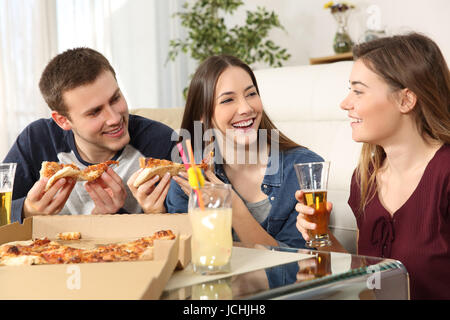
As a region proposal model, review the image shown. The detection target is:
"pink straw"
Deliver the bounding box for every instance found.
[177,141,205,210]
[177,142,190,170]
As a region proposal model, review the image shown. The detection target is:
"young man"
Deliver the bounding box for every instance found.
[3,47,175,223]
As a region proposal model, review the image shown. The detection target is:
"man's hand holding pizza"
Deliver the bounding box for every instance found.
[85,167,127,215]
[23,177,77,218]
[25,160,123,217]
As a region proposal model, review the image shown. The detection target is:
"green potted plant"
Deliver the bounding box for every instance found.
[167,0,291,95]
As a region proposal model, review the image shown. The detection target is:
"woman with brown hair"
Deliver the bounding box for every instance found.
[296,32,450,299]
[166,54,324,248]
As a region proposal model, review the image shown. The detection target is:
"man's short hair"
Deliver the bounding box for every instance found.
[39,47,116,116]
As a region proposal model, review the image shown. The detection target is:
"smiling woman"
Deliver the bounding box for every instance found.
[166,54,325,250]
[341,59,408,145]
[342,32,450,299]
[178,55,301,156]
[212,66,263,148]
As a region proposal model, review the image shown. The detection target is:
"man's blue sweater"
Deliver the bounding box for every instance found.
[3,114,176,223]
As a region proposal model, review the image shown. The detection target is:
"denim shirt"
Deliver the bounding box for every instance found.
[166,146,324,249]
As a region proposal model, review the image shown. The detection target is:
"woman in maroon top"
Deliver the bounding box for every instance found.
[295,32,450,299]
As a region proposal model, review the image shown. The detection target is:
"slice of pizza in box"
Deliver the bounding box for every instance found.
[0,214,191,299]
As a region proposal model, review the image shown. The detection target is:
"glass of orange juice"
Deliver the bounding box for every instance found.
[188,184,233,275]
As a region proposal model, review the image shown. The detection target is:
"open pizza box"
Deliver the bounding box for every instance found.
[0,213,192,300]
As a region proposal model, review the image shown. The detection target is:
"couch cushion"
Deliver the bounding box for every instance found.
[130,107,183,130]
[254,61,354,121]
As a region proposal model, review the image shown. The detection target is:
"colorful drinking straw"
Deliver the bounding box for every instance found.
[177,140,205,210]
[176,143,190,171]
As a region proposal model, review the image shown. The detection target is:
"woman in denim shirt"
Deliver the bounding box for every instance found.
[166,55,323,249]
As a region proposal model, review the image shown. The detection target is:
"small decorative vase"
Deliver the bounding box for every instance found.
[332,11,353,54]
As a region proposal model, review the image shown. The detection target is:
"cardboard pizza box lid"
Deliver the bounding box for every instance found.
[0,214,192,299]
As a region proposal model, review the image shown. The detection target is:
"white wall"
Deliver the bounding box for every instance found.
[55,0,190,110]
[226,0,450,67]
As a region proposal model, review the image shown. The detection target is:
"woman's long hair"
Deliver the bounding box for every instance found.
[354,32,450,214]
[179,54,301,156]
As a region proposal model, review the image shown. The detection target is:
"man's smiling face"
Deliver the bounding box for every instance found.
[58,70,130,162]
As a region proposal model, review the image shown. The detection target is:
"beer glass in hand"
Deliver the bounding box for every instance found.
[0,163,17,227]
[294,161,331,247]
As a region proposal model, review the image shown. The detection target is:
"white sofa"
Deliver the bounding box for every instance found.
[131,60,360,253]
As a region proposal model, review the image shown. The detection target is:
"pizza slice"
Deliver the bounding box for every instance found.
[111,230,176,261]
[40,160,119,191]
[133,158,185,188]
[78,160,119,181]
[0,238,61,266]
[133,157,209,188]
[57,232,82,241]
[152,229,176,240]
[40,162,82,191]
[0,255,47,266]
[0,230,176,266]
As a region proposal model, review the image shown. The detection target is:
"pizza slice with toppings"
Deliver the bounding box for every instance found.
[0,230,176,266]
[40,160,119,191]
[40,162,82,191]
[57,232,82,241]
[133,157,209,188]
[78,160,119,181]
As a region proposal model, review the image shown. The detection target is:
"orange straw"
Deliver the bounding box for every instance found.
[186,139,205,211]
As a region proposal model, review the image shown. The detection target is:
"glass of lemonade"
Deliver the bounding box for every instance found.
[294,161,332,248]
[188,183,233,275]
[0,163,17,227]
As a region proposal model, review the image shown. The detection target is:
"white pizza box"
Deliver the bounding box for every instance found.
[0,213,192,299]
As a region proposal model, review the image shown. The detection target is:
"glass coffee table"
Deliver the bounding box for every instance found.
[161,243,409,300]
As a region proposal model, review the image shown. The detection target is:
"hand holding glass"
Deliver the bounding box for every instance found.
[0,163,17,227]
[189,184,233,275]
[294,161,331,248]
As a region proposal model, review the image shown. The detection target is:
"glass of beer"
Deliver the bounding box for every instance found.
[188,184,233,275]
[294,161,331,248]
[0,163,17,227]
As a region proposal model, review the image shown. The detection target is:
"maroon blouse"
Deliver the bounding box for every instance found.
[349,144,450,300]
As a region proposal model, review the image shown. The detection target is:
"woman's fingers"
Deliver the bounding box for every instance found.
[173,175,192,196]
[154,179,171,209]
[295,202,315,215]
[295,190,305,204]
[147,173,171,200]
[203,170,222,184]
